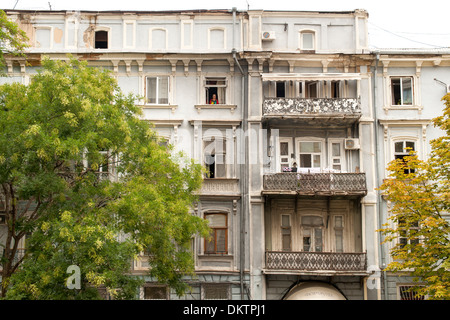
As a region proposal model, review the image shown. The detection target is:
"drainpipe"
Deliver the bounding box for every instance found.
[232,7,248,300]
[372,51,388,300]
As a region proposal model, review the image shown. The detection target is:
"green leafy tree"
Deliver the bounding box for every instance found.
[0,56,209,299]
[379,93,450,300]
[0,10,29,73]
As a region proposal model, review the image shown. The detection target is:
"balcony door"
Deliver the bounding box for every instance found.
[278,138,293,172]
[301,215,323,252]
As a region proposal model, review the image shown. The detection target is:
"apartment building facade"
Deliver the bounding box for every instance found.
[1,8,449,300]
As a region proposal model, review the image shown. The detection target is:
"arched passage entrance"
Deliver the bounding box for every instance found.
[283,282,346,300]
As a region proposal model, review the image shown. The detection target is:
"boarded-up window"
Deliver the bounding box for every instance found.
[202,284,230,300]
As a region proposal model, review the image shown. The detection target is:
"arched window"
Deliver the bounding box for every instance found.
[204,212,228,254]
[95,30,108,49]
[299,30,316,51]
[394,140,416,174]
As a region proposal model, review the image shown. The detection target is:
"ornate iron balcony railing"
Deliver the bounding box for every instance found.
[263,97,361,117]
[265,251,367,272]
[263,172,367,196]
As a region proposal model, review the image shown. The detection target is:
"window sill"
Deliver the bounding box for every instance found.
[195,104,237,114]
[383,105,423,114]
[140,104,178,113]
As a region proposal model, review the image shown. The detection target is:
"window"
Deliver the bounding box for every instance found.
[281,215,291,251]
[298,141,322,170]
[204,138,226,178]
[205,213,227,254]
[398,218,420,251]
[301,216,323,252]
[334,216,344,253]
[276,81,286,98]
[305,81,318,98]
[95,30,108,49]
[202,284,230,300]
[391,77,413,105]
[330,141,344,172]
[331,81,341,98]
[205,77,227,104]
[394,141,416,174]
[88,150,110,180]
[300,31,315,50]
[279,138,293,172]
[146,76,169,104]
[143,285,168,300]
[398,285,425,300]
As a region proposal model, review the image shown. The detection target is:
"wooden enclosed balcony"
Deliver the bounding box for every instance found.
[265,251,367,274]
[263,172,367,196]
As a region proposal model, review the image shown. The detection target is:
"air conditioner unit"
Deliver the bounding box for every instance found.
[345,138,360,150]
[262,31,276,41]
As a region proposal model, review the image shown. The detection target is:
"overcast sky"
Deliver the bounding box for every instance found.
[3,0,450,49]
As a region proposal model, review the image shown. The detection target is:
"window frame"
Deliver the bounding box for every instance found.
[295,138,325,172]
[145,75,171,105]
[301,215,324,252]
[204,212,228,255]
[93,27,110,49]
[281,214,292,251]
[390,76,414,106]
[299,30,316,51]
[393,139,417,174]
[278,137,293,172]
[202,283,231,300]
[203,136,227,179]
[203,76,229,105]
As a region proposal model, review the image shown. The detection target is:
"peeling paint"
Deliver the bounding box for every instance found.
[54,27,63,43]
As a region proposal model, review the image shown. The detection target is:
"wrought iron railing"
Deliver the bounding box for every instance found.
[263,172,367,196]
[263,97,361,116]
[265,251,367,272]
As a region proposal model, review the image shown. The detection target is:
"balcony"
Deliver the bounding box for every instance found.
[265,251,367,274]
[263,97,361,125]
[263,172,367,197]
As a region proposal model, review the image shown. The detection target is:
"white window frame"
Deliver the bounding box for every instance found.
[93,26,111,49]
[299,30,316,51]
[277,137,294,172]
[295,138,325,173]
[202,75,230,105]
[145,75,171,105]
[203,136,227,179]
[328,139,346,172]
[390,76,414,106]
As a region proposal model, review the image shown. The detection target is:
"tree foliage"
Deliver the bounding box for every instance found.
[379,94,450,300]
[0,56,209,299]
[0,10,29,72]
